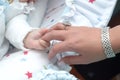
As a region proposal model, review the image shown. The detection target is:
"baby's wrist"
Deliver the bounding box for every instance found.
[23,30,33,48]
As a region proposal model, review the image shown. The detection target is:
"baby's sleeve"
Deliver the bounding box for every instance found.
[5,1,28,22]
[5,1,35,50]
[5,14,33,50]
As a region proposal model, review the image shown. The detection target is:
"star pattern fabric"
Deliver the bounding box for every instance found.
[24,51,28,55]
[89,0,96,3]
[0,50,72,80]
[0,0,117,79]
[0,50,51,80]
[25,71,32,79]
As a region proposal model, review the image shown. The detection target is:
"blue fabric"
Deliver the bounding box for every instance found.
[0,0,9,6]
[0,0,9,14]
[31,69,78,80]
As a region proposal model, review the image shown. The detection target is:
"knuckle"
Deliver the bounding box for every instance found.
[66,40,74,48]
[56,23,62,26]
[56,23,64,28]
[51,46,57,53]
[48,30,56,36]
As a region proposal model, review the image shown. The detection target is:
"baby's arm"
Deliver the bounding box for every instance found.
[5,13,33,50]
[5,0,49,50]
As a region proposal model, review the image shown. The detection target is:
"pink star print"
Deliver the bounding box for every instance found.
[89,0,96,3]
[24,51,28,55]
[25,71,32,79]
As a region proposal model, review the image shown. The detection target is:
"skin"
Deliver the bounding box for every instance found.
[23,29,50,50]
[19,0,35,2]
[19,0,120,65]
[19,0,49,50]
[41,23,120,64]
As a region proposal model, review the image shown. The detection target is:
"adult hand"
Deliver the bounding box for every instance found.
[41,23,106,64]
[19,0,35,2]
[23,29,50,50]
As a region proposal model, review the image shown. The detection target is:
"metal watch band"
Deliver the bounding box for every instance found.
[101,27,116,58]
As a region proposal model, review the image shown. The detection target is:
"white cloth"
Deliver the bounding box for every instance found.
[0,10,9,59]
[39,0,117,60]
[5,0,49,50]
[40,0,117,28]
[0,0,33,59]
[0,1,73,80]
[31,70,78,80]
[0,50,49,80]
[28,0,48,28]
[5,0,37,50]
[0,50,74,80]
[0,0,118,80]
[0,0,48,58]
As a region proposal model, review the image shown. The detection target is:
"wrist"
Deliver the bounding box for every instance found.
[23,30,33,48]
[109,25,120,54]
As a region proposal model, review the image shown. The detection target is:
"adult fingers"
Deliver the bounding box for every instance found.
[39,39,50,48]
[29,0,35,2]
[41,30,67,42]
[48,41,72,59]
[46,23,66,33]
[51,23,66,30]
[51,23,71,30]
[19,0,35,2]
[38,29,49,37]
[30,39,48,50]
[61,55,88,65]
[19,0,28,2]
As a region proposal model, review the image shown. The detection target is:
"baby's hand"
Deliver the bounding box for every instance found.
[23,29,50,50]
